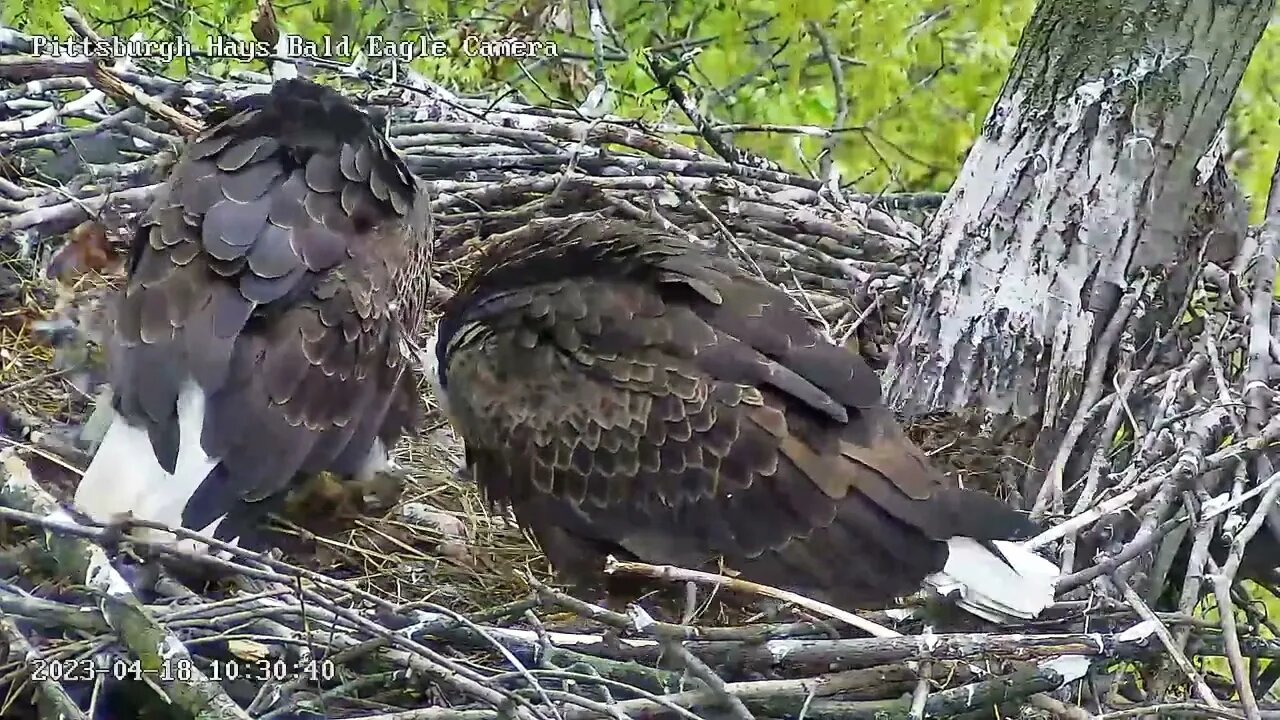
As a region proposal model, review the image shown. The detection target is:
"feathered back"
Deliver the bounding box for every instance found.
[435,216,1039,606]
[102,78,428,541]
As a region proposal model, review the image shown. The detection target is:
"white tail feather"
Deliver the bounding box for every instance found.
[73,381,224,550]
[923,537,1059,623]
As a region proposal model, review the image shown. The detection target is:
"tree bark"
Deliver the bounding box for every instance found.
[884,0,1272,512]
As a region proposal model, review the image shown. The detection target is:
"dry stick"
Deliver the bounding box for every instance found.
[643,51,779,174]
[1145,491,1214,705]
[662,641,755,720]
[1056,512,1189,593]
[0,614,89,720]
[0,502,556,719]
[6,577,1276,699]
[98,517,553,719]
[1028,693,1094,720]
[1245,145,1280,556]
[600,556,1016,694]
[1208,569,1258,720]
[907,664,931,720]
[1162,490,1224,693]
[1031,276,1146,520]
[64,5,201,135]
[84,66,203,137]
[1025,408,1280,557]
[1024,476,1168,551]
[1095,704,1248,720]
[808,23,848,185]
[1206,470,1280,720]
[0,183,159,235]
[1061,365,1139,573]
[602,556,901,639]
[0,509,653,659]
[555,662,1078,720]
[0,450,252,720]
[1115,578,1221,709]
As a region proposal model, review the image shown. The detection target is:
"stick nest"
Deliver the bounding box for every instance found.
[3,16,1280,720]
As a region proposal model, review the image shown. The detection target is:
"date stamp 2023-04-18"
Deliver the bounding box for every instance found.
[30,654,338,684]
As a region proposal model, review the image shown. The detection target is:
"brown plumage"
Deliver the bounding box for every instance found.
[73,79,431,548]
[432,217,1059,620]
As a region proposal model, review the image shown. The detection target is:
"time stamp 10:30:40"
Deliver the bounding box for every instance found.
[31,655,338,683]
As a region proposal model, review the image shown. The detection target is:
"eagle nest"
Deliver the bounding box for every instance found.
[3,20,1280,720]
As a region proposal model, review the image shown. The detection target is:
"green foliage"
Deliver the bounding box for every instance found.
[1234,21,1280,225]
[1196,582,1277,683]
[4,0,1280,212]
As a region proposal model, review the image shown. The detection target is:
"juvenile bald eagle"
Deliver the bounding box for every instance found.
[430,218,1059,623]
[73,79,431,548]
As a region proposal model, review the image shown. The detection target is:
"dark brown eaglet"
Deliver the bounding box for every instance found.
[434,216,1038,608]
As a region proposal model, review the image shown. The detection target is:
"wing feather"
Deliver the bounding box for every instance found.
[440,218,1036,605]
[107,80,429,535]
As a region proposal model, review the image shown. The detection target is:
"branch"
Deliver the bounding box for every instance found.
[0,449,253,720]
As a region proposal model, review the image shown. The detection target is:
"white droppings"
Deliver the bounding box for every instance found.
[1073,79,1106,107]
[627,605,657,632]
[159,635,185,662]
[1040,655,1092,683]
[1,448,34,493]
[85,545,133,598]
[920,626,939,652]
[1090,633,1106,653]
[765,640,794,663]
[1116,619,1161,642]
[884,608,916,623]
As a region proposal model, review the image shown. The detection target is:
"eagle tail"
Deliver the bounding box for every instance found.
[923,537,1059,623]
[73,382,224,547]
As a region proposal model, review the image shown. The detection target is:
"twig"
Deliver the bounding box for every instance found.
[1096,703,1247,720]
[1245,147,1280,559]
[603,556,901,638]
[1032,275,1146,519]
[1205,468,1280,719]
[1116,577,1221,709]
[0,449,253,720]
[662,640,755,720]
[0,614,89,720]
[807,24,849,184]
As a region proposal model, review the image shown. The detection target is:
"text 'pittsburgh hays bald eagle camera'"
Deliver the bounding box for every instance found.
[73,79,432,549]
[430,218,1061,624]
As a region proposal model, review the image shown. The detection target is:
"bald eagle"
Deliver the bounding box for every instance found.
[430,217,1059,623]
[73,79,431,548]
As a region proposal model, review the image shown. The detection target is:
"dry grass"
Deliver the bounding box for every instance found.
[0,254,79,423]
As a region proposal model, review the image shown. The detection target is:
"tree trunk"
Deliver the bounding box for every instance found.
[883,0,1272,514]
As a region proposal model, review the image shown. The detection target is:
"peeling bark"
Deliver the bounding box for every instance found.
[884,0,1272,496]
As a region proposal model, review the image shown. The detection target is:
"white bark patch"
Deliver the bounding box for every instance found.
[916,81,1114,415]
[894,61,1207,417]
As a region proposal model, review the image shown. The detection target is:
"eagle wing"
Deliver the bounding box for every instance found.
[106,81,426,538]
[440,220,1034,604]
